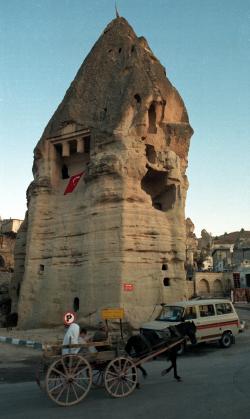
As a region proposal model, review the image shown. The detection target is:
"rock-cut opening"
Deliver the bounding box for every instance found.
[73,297,80,312]
[146,144,156,164]
[141,167,177,212]
[62,164,70,179]
[148,103,157,134]
[0,255,5,268]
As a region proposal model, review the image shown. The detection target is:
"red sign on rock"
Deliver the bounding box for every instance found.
[123,283,134,291]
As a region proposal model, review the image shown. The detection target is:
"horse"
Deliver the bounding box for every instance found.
[125,334,151,379]
[160,321,197,381]
[125,321,197,383]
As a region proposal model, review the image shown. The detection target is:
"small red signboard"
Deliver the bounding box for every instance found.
[123,283,134,291]
[63,311,76,325]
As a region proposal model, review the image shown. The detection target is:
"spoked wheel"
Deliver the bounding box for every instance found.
[45,354,92,406]
[92,367,105,388]
[104,357,137,398]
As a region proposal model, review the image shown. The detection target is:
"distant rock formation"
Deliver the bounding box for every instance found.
[13,17,193,329]
[185,218,198,271]
[0,218,23,326]
[214,230,250,245]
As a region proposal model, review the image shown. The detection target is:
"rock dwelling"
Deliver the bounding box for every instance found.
[12,17,193,328]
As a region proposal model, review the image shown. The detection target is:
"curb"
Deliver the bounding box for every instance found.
[0,335,43,350]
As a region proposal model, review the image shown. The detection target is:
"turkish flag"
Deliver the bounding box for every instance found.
[64,172,84,195]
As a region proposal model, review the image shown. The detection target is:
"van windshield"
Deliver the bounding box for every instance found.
[156,306,184,322]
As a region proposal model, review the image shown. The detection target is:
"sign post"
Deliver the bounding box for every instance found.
[101,308,125,340]
[63,311,76,326]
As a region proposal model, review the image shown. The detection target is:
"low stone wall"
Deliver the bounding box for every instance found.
[194,272,232,298]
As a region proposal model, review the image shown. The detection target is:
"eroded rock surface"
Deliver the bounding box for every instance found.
[14,17,193,328]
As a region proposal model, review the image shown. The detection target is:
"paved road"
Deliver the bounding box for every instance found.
[0,308,250,419]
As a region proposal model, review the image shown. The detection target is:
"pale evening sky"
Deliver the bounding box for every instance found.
[0,0,249,237]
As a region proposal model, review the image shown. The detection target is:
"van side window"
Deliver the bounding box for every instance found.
[184,306,197,320]
[199,304,215,317]
[216,303,233,315]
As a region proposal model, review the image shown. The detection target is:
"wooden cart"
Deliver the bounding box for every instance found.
[36,336,185,406]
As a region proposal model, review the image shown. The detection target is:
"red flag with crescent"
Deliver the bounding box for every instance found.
[64,172,84,195]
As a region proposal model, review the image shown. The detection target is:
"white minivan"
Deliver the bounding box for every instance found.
[141,299,241,350]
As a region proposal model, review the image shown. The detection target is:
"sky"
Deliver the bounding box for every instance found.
[0,0,249,237]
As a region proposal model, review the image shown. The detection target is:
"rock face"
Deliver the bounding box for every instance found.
[14,17,193,329]
[186,218,198,266]
[0,218,23,326]
[185,218,198,282]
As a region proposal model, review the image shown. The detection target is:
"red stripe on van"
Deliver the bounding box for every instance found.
[200,334,222,340]
[196,320,238,330]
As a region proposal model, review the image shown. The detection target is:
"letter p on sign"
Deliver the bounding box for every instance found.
[63,311,75,325]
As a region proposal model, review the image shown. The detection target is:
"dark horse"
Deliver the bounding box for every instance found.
[125,334,151,379]
[125,321,197,383]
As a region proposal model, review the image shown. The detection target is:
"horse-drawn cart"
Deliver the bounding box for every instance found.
[36,335,186,407]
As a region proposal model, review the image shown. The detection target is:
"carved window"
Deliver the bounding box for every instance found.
[84,136,91,154]
[0,255,5,268]
[141,168,176,212]
[39,264,44,274]
[148,103,157,134]
[73,297,80,312]
[54,143,62,154]
[146,144,156,164]
[69,140,77,154]
[134,94,141,104]
[163,278,170,286]
[62,164,70,179]
[162,264,168,271]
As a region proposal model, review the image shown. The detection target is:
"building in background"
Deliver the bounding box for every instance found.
[212,244,233,272]
[185,227,250,299]
[232,236,250,290]
[0,218,23,326]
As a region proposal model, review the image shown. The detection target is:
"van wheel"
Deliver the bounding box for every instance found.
[220,332,232,348]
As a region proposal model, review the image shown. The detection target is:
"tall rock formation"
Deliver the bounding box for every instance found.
[186,218,198,269]
[13,17,193,328]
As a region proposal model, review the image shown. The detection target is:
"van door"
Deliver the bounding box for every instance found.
[196,303,220,342]
[215,302,239,336]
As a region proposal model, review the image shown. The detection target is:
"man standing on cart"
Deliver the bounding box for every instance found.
[62,323,88,355]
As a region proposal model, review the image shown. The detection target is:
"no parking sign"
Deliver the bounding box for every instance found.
[63,311,76,326]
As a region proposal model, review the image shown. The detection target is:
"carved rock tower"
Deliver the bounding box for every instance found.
[13,17,193,328]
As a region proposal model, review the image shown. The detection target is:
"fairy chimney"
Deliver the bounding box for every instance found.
[14,17,193,328]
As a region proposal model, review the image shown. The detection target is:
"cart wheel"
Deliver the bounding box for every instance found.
[104,357,137,398]
[45,354,92,406]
